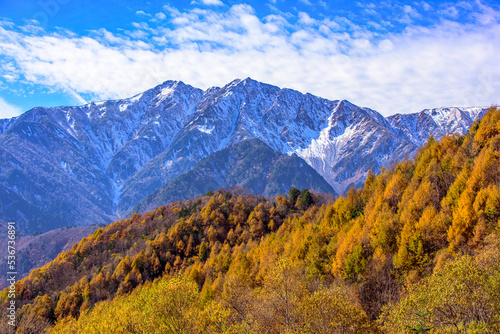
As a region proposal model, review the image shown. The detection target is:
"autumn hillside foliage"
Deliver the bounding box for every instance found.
[2,107,500,333]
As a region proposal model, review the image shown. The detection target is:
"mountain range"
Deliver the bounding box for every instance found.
[0,77,487,233]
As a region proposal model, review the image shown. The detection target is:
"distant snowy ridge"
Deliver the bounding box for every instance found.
[388,107,486,146]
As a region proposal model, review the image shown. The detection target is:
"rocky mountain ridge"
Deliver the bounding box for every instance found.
[0,77,487,232]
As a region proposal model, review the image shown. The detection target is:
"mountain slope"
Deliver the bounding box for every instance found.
[0,81,203,232]
[134,138,335,213]
[294,100,417,193]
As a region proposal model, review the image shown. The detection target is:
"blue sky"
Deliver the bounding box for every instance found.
[0,0,499,118]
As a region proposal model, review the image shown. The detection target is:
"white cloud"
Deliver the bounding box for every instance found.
[474,0,500,25]
[419,1,433,11]
[298,12,316,25]
[155,12,167,20]
[0,3,499,116]
[136,10,151,17]
[0,97,22,118]
[198,0,224,6]
[440,6,460,19]
[400,5,421,23]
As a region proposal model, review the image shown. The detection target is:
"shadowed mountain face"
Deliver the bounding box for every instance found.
[133,138,335,214]
[0,77,487,232]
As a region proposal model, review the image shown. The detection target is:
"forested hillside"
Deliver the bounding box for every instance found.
[2,107,499,333]
[0,225,100,290]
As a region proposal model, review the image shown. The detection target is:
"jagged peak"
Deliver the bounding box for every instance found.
[159,79,184,87]
[223,77,263,89]
[93,80,198,109]
[224,78,244,88]
[390,106,488,119]
[241,77,255,84]
[420,106,487,120]
[331,99,365,117]
[222,77,284,95]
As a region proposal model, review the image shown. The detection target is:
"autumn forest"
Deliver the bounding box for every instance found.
[2,107,500,333]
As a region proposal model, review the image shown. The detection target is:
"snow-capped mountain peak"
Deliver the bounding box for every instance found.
[0,78,488,232]
[388,106,487,146]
